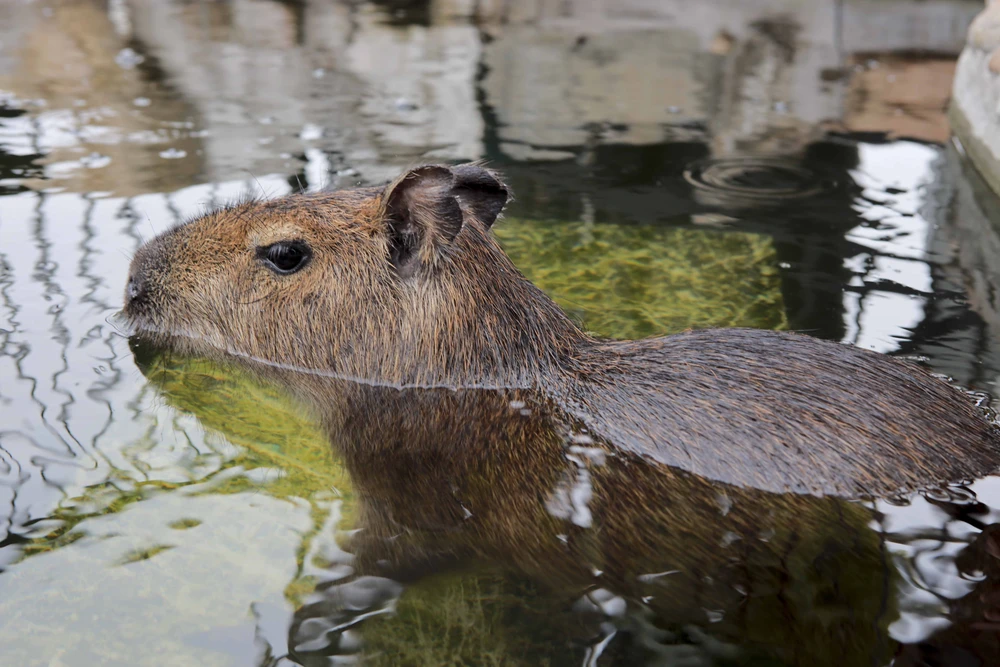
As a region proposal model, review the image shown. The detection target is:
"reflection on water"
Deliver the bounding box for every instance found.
[2,0,1000,665]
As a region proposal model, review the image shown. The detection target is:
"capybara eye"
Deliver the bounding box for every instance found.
[258,241,311,275]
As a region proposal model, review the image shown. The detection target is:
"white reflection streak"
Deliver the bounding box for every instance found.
[0,174,293,548]
[843,142,936,353]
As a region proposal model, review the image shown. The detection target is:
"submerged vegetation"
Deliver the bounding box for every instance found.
[497,220,786,338]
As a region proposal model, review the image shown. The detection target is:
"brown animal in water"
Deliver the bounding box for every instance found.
[123,163,1000,497]
[132,340,899,666]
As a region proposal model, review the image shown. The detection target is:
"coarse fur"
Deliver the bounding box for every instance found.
[123,163,1000,497]
[133,341,901,666]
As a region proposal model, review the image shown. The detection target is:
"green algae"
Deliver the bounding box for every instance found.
[496,219,786,339]
[142,352,351,503]
[363,570,576,667]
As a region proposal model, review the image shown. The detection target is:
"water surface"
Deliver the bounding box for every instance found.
[2,1,1000,665]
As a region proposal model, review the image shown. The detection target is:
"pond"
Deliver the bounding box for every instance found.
[2,1,1000,665]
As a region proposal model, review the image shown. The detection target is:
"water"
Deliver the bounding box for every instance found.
[2,1,1000,665]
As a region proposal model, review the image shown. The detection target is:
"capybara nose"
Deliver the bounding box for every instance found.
[126,277,139,300]
[125,273,146,303]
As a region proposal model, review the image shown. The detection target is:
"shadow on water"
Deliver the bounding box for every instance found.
[2,0,1000,665]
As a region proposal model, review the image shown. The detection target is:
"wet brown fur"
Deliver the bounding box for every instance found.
[124,163,1000,498]
[132,344,898,665]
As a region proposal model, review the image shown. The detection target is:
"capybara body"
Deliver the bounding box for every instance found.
[123,163,1000,497]
[134,341,897,667]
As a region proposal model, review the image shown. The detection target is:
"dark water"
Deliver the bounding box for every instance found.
[2,1,1000,665]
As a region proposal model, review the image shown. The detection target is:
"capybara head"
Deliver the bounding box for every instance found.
[123,164,582,386]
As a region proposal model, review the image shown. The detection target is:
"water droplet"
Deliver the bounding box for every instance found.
[577,588,626,617]
[313,68,326,79]
[133,97,151,107]
[569,445,606,466]
[598,594,624,615]
[637,570,680,584]
[716,492,732,516]
[705,609,724,623]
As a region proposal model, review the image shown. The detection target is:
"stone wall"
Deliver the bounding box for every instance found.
[951,2,1000,197]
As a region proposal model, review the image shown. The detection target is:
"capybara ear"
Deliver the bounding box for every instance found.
[381,164,509,277]
[450,164,509,229]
